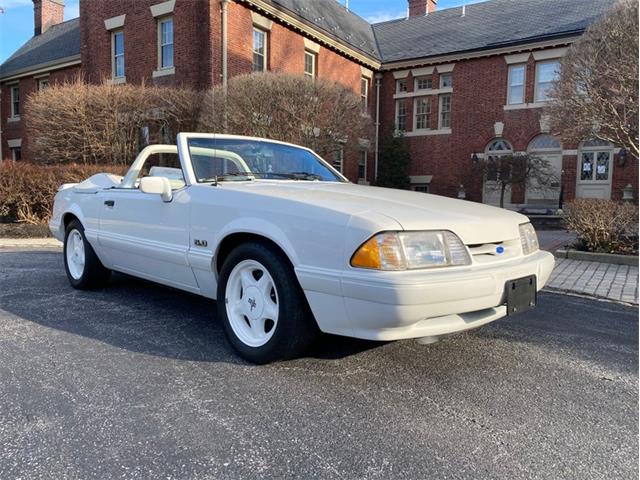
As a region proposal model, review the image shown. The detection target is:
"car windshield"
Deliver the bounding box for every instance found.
[187,137,344,183]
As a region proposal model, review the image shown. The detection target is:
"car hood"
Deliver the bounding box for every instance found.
[221,181,529,244]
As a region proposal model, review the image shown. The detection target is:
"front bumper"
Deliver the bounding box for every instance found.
[297,250,555,341]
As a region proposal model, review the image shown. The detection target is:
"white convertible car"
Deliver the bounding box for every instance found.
[50,133,554,363]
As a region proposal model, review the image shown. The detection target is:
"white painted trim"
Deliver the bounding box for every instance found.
[532,47,567,60]
[503,101,546,110]
[7,116,20,123]
[107,77,127,85]
[393,86,452,99]
[152,67,175,78]
[506,63,526,106]
[7,138,21,148]
[361,66,372,79]
[0,56,80,82]
[303,38,320,53]
[435,63,454,73]
[410,175,433,184]
[104,14,126,30]
[411,66,434,77]
[534,59,560,103]
[251,11,273,30]
[150,0,175,18]
[404,128,451,137]
[562,150,578,156]
[393,69,410,79]
[504,52,530,64]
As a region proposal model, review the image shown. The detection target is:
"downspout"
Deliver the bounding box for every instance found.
[221,0,229,94]
[374,72,382,182]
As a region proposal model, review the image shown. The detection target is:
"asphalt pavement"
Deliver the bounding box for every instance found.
[0,250,637,480]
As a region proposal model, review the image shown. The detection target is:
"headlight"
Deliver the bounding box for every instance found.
[519,223,539,255]
[350,231,471,270]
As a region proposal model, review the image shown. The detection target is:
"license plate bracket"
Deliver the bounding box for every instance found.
[505,275,537,315]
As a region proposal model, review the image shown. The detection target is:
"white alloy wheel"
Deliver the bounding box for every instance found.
[225,259,279,348]
[66,229,86,280]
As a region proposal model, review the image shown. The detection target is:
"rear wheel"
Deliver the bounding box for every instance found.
[217,242,318,364]
[63,220,111,289]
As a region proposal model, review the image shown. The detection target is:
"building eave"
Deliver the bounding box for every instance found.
[0,54,81,82]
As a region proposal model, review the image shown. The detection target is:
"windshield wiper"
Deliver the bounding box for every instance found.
[199,172,255,184]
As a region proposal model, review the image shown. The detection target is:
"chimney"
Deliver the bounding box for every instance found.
[33,0,64,36]
[408,0,437,17]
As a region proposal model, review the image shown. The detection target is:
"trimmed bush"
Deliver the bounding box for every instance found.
[0,162,127,225]
[564,199,638,254]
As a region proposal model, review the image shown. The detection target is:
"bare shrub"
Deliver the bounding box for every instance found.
[198,73,373,158]
[545,0,639,157]
[0,162,127,224]
[564,199,638,254]
[25,77,202,165]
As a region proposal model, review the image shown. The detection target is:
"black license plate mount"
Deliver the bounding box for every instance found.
[505,275,537,315]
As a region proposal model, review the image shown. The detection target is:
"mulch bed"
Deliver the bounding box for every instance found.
[0,223,52,239]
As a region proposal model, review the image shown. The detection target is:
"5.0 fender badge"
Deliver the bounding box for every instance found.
[194,239,208,247]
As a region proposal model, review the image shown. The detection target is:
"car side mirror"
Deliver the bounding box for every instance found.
[139,176,173,202]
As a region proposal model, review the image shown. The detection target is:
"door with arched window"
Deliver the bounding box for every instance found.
[483,139,513,206]
[527,134,562,206]
[577,139,614,199]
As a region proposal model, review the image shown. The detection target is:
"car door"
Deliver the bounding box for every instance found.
[97,151,199,293]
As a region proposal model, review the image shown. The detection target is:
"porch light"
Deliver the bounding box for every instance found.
[457,184,466,199]
[617,147,628,167]
[471,153,479,164]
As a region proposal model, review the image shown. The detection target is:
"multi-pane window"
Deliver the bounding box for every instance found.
[439,73,452,88]
[360,77,369,114]
[439,94,451,129]
[535,60,560,101]
[580,151,611,181]
[332,149,344,173]
[415,77,432,90]
[358,150,367,181]
[415,97,431,130]
[252,28,267,72]
[396,99,408,131]
[10,86,19,117]
[37,77,49,91]
[159,18,174,69]
[10,147,21,161]
[507,64,525,104]
[396,78,407,93]
[113,30,125,78]
[304,51,316,78]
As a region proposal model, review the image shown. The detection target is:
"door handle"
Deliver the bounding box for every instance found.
[104,200,115,207]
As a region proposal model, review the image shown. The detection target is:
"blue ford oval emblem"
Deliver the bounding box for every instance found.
[496,246,505,255]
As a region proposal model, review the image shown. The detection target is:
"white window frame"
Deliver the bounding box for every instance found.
[507,64,526,105]
[360,76,369,114]
[534,59,560,102]
[396,99,408,132]
[37,77,50,91]
[304,50,316,78]
[439,73,452,88]
[358,150,367,181]
[332,148,344,173]
[396,78,407,93]
[414,96,431,131]
[158,16,174,70]
[112,29,125,79]
[10,147,21,161]
[438,94,451,129]
[10,85,20,118]
[415,77,432,91]
[252,27,267,72]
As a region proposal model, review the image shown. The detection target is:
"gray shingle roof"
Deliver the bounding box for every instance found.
[0,18,80,79]
[269,0,380,59]
[372,0,614,63]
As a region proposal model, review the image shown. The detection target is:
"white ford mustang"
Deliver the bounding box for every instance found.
[50,133,555,363]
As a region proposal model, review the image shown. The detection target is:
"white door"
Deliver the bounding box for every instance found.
[526,152,562,205]
[576,149,613,199]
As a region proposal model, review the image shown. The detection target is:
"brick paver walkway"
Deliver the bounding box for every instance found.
[546,258,639,305]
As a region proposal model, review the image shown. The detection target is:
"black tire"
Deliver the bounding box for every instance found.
[217,242,319,364]
[63,219,111,290]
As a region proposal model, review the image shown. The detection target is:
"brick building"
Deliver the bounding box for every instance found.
[1,0,636,206]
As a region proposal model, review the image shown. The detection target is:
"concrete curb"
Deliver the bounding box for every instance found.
[554,249,638,266]
[0,238,62,248]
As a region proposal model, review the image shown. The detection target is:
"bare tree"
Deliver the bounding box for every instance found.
[545,0,639,157]
[25,77,202,164]
[473,154,559,208]
[198,73,373,159]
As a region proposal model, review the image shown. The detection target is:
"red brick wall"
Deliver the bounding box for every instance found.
[1,64,80,161]
[378,51,638,203]
[33,0,64,35]
[408,0,437,16]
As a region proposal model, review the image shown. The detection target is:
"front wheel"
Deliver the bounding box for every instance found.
[217,242,318,364]
[63,220,111,289]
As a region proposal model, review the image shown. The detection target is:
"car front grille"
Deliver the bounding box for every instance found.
[466,238,521,264]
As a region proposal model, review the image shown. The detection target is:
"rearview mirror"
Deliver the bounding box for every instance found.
[140,176,173,202]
